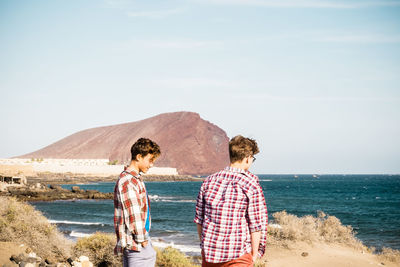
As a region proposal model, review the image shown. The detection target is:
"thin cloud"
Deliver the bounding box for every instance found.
[317,34,400,44]
[128,39,223,49]
[151,78,237,89]
[197,0,400,8]
[127,8,184,19]
[231,92,400,103]
[253,32,400,44]
[111,39,223,52]
[103,0,134,9]
[149,40,222,49]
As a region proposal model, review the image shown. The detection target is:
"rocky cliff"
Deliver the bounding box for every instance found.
[19,112,230,175]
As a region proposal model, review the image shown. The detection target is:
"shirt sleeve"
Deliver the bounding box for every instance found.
[194,182,205,225]
[118,182,147,243]
[114,186,126,249]
[246,182,268,257]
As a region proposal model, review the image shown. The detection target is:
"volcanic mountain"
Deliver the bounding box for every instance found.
[19,112,230,175]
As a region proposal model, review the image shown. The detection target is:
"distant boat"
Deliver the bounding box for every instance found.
[294,175,298,178]
[313,174,319,178]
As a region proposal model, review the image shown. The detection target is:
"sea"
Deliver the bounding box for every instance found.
[30,174,400,255]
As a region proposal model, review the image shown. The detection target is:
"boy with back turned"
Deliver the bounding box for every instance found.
[194,135,268,267]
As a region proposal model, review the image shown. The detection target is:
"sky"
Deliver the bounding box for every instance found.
[1,0,399,174]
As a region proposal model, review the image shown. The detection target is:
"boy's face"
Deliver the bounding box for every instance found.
[137,154,156,173]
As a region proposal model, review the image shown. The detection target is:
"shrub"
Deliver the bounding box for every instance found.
[155,246,198,267]
[73,232,121,266]
[267,210,366,250]
[0,196,72,262]
[108,160,118,165]
[73,236,199,267]
[378,247,400,264]
[254,258,268,267]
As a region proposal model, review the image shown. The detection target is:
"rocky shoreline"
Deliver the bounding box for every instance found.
[4,245,94,267]
[0,173,204,201]
[28,172,203,184]
[2,183,112,202]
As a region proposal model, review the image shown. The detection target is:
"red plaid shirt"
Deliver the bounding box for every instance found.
[114,169,150,255]
[194,166,268,263]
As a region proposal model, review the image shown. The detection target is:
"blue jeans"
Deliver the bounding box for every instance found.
[123,240,157,267]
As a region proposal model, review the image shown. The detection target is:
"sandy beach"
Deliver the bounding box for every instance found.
[264,242,398,267]
[1,241,399,267]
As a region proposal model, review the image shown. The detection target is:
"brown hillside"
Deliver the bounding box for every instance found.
[19,112,230,175]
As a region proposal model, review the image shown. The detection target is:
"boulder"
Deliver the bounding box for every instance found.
[71,186,83,193]
[301,252,309,257]
[78,256,89,262]
[10,253,26,264]
[72,256,93,267]
[20,177,27,185]
[19,262,35,267]
[0,183,7,192]
[49,185,63,191]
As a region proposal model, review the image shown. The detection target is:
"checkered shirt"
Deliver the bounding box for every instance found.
[114,169,150,255]
[194,166,268,263]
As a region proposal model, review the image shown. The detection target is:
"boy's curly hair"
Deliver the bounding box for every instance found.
[131,138,161,161]
[229,135,259,163]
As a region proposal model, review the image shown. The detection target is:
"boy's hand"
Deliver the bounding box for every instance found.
[141,240,148,248]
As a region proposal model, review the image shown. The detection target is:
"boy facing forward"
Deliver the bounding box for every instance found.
[194,135,268,267]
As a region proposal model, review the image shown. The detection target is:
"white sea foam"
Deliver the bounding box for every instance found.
[152,239,201,254]
[148,195,196,203]
[70,231,92,238]
[48,220,104,226]
[260,179,272,182]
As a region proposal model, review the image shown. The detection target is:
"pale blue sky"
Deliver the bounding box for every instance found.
[1,0,399,173]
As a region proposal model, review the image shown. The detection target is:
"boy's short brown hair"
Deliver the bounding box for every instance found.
[229,135,259,163]
[131,138,161,161]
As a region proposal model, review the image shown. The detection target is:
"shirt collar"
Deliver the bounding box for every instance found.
[224,166,249,174]
[124,166,141,178]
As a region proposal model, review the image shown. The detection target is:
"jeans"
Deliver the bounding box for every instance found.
[123,240,157,267]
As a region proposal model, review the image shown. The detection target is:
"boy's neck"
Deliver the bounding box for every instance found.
[127,161,140,174]
[230,161,249,171]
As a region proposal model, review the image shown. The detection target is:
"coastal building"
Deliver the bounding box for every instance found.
[0,158,179,177]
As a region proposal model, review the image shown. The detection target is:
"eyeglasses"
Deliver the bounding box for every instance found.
[252,156,256,162]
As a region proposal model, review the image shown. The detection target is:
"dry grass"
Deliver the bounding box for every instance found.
[254,258,268,267]
[267,210,367,251]
[155,246,199,267]
[0,196,72,262]
[73,233,199,267]
[73,232,121,266]
[378,247,400,264]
